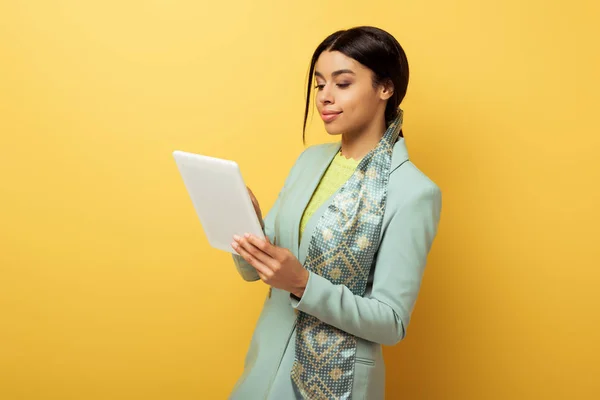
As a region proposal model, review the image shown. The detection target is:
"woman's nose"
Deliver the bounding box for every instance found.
[318,85,334,105]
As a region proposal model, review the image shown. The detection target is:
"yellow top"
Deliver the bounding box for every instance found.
[299,151,361,242]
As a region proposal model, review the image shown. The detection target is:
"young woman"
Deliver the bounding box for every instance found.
[229,26,442,399]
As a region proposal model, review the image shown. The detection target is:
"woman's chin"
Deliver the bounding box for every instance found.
[324,124,344,136]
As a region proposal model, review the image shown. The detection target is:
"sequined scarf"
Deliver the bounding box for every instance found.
[290,111,404,399]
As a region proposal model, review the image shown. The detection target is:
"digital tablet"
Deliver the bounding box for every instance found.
[173,150,265,254]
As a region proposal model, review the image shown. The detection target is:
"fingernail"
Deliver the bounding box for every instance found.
[233,235,240,241]
[244,233,250,238]
[231,242,238,249]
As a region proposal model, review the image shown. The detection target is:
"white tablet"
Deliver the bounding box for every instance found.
[173,150,265,254]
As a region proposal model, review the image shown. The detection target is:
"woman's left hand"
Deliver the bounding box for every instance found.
[232,234,309,298]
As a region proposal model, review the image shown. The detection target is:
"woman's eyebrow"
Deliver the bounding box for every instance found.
[314,69,356,78]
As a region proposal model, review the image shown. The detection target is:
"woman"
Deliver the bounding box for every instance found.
[229,26,442,399]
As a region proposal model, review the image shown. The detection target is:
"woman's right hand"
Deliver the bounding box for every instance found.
[247,186,264,230]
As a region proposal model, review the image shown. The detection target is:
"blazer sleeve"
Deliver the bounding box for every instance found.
[290,184,442,345]
[232,149,309,281]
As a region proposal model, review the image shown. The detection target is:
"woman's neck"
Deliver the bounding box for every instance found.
[339,117,387,161]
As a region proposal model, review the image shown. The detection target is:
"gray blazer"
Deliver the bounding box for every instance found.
[230,139,442,399]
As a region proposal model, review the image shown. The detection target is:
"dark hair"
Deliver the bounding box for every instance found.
[303,26,409,144]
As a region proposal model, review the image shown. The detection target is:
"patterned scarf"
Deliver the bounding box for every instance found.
[290,111,404,399]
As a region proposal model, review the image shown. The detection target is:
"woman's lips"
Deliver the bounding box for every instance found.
[321,111,342,122]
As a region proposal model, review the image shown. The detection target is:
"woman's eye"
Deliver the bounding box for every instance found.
[314,83,350,90]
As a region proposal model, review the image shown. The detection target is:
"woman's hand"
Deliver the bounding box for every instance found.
[231,233,309,298]
[246,187,264,230]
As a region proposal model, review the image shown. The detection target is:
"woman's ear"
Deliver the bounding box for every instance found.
[379,79,394,101]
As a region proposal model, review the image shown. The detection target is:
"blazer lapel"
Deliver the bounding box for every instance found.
[289,142,341,259]
[290,138,409,264]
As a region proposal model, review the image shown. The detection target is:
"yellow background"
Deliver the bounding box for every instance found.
[1,1,599,399]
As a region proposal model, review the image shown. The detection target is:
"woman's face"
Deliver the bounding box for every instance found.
[314,50,391,136]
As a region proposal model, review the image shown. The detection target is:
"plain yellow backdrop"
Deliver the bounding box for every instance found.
[1,1,599,399]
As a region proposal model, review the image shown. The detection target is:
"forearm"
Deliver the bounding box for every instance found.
[290,272,403,345]
[291,184,442,346]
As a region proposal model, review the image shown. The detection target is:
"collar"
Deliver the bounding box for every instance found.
[322,137,409,172]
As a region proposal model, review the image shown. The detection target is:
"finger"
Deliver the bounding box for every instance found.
[246,234,278,259]
[257,271,269,282]
[233,240,272,278]
[248,192,261,216]
[238,235,278,270]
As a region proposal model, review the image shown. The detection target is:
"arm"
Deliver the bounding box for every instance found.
[290,185,442,345]
[232,149,309,281]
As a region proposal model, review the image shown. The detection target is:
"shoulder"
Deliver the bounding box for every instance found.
[298,142,338,160]
[288,142,338,169]
[283,143,337,183]
[388,160,441,209]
